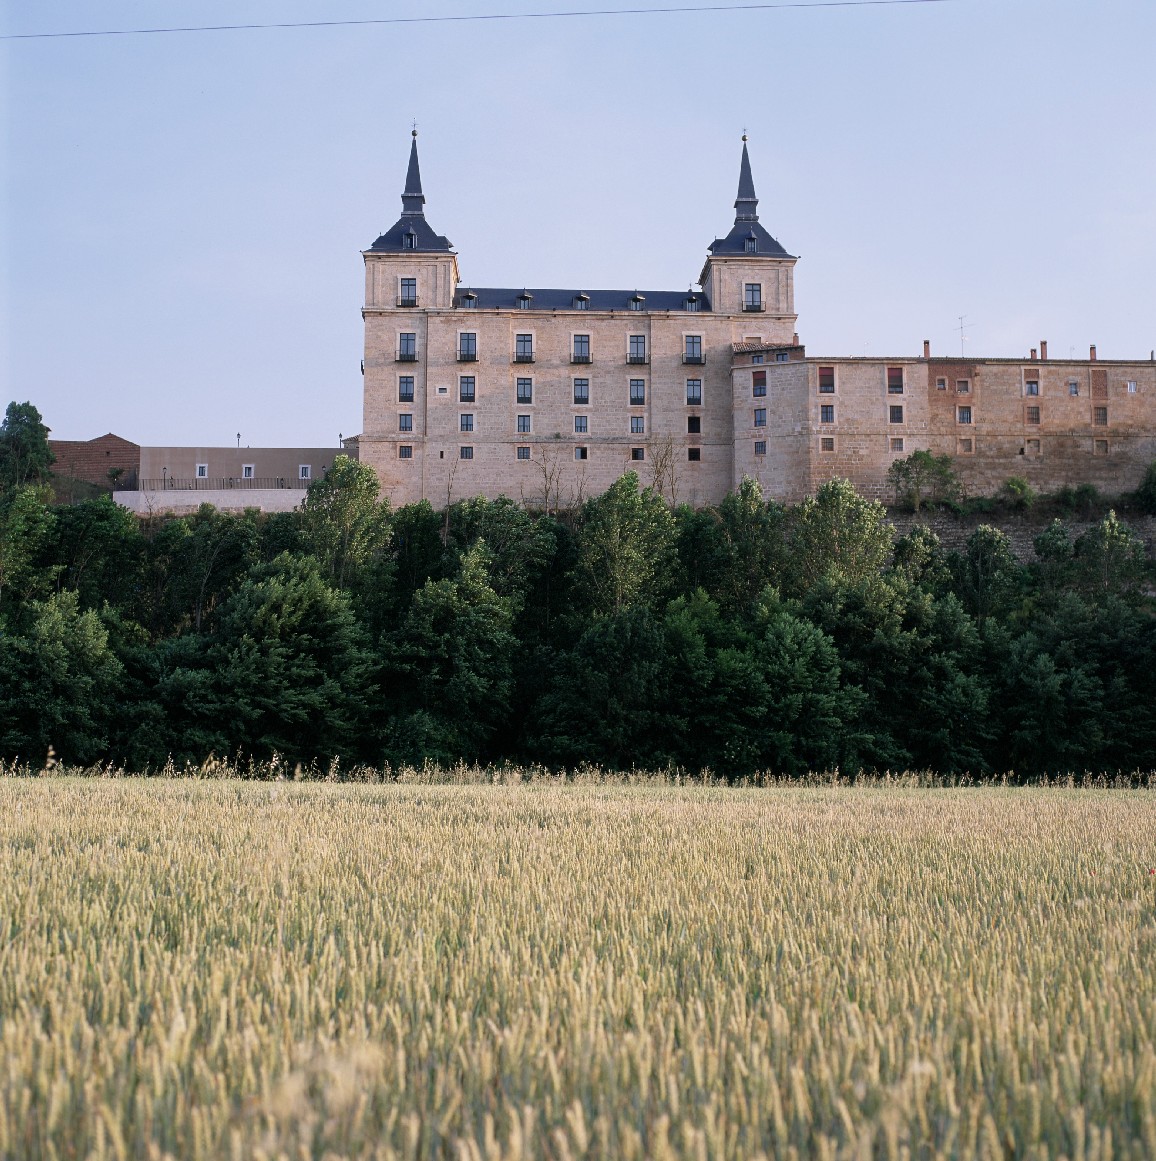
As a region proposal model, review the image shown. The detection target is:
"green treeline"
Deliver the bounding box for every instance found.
[4,403,1156,777]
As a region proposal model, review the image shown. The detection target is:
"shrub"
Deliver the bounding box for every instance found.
[1001,476,1037,510]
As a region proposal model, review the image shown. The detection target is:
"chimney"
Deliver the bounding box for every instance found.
[1040,340,1048,361]
[792,332,799,345]
[1090,344,1097,361]
[923,339,931,358]
[1030,348,1037,361]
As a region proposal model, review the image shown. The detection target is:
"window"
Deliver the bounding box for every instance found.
[754,408,767,427]
[399,375,415,402]
[399,414,413,432]
[686,379,702,406]
[631,447,645,461]
[745,237,758,254]
[573,295,589,310]
[517,378,533,404]
[820,437,835,453]
[890,438,905,453]
[460,446,474,460]
[628,335,647,363]
[458,332,477,360]
[753,370,767,397]
[956,379,970,394]
[936,377,947,391]
[887,367,904,394]
[517,446,530,460]
[820,405,835,424]
[399,445,413,459]
[743,283,763,311]
[754,441,767,456]
[574,415,588,433]
[752,354,764,365]
[573,378,590,405]
[776,352,789,363]
[889,405,904,424]
[685,296,699,312]
[688,448,701,461]
[402,231,416,250]
[1094,406,1108,426]
[957,406,972,424]
[1026,406,1041,425]
[1094,439,1108,454]
[629,295,645,311]
[1127,380,1138,394]
[516,415,531,433]
[818,367,835,393]
[630,379,646,406]
[1025,438,1041,454]
[516,293,531,310]
[1069,381,1080,396]
[687,416,701,434]
[399,278,417,306]
[1025,380,1040,396]
[515,334,534,362]
[958,437,974,454]
[242,464,254,479]
[298,464,311,480]
[575,447,588,461]
[459,376,475,403]
[459,292,477,309]
[196,463,208,478]
[398,332,417,360]
[631,416,645,434]
[460,414,474,433]
[684,335,703,363]
[572,334,591,362]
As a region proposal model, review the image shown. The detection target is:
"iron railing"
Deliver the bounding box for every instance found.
[743,302,766,312]
[396,350,419,362]
[396,296,419,307]
[136,477,311,491]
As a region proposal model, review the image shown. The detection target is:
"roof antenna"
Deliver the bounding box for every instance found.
[957,315,970,357]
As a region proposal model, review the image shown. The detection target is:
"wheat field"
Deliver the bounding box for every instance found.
[1,779,1154,1160]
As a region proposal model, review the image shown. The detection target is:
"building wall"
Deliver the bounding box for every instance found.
[49,434,141,488]
[360,256,798,508]
[137,447,343,488]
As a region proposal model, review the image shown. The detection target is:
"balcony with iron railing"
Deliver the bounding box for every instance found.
[513,353,535,363]
[627,354,650,365]
[683,354,705,365]
[571,353,592,364]
[457,350,478,362]
[743,302,767,313]
[137,476,311,492]
[396,350,419,362]
[396,296,419,307]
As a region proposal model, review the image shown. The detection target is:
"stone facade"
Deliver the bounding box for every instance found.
[49,433,141,489]
[360,136,1156,508]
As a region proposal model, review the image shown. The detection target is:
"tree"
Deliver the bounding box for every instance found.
[950,524,1022,629]
[887,450,961,512]
[0,402,55,492]
[298,455,392,590]
[709,477,787,614]
[0,486,56,618]
[571,472,677,618]
[381,542,517,763]
[45,495,147,614]
[1072,511,1146,602]
[785,479,892,595]
[0,591,123,764]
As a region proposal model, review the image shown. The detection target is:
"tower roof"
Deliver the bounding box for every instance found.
[368,132,453,253]
[708,138,793,259]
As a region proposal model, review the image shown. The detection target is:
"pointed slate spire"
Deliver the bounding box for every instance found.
[401,130,425,216]
[734,135,758,223]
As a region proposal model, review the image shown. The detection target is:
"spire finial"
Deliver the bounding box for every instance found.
[734,137,758,224]
[401,131,425,215]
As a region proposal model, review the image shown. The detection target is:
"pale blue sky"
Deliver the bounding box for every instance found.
[3,0,1154,446]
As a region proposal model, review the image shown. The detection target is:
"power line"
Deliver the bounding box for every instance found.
[1,0,956,41]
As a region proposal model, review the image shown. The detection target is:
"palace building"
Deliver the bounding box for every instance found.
[359,134,1156,509]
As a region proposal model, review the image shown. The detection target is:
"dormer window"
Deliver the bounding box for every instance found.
[573,293,589,310]
[458,290,477,309]
[402,231,417,250]
[685,294,700,312]
[516,292,533,310]
[629,294,645,312]
[745,237,758,253]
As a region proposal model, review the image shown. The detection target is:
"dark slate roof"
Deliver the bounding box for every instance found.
[454,288,712,312]
[368,133,454,253]
[707,140,794,258]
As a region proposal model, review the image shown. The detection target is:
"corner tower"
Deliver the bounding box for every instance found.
[699,138,797,341]
[362,131,459,312]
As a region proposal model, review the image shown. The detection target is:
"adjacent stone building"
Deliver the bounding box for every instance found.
[359,134,1156,508]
